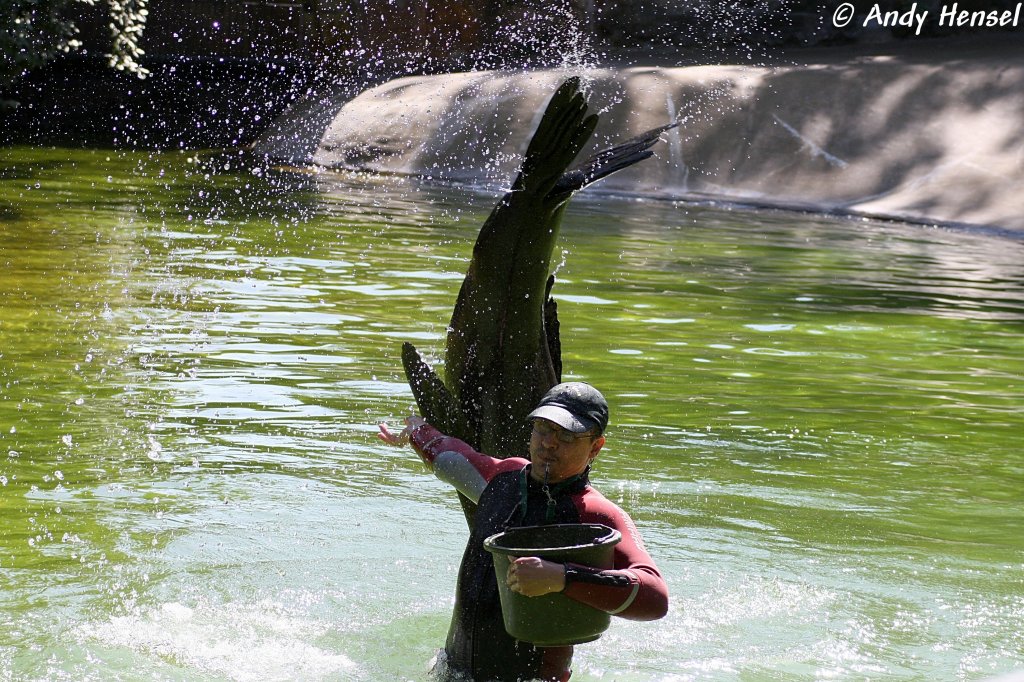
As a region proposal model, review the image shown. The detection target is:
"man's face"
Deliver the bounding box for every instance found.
[528,418,605,484]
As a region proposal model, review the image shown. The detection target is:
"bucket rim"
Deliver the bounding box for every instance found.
[483,523,622,555]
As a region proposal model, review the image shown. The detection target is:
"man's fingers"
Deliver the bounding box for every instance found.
[506,562,519,592]
[377,423,406,446]
[505,557,562,597]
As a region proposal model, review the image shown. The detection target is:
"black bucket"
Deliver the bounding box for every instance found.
[483,523,622,646]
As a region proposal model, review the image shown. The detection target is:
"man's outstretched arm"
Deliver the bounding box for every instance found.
[379,417,526,503]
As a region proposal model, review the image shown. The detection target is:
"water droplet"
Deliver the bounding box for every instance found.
[146,435,163,461]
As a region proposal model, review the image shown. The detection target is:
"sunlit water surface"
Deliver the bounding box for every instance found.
[1,147,1022,681]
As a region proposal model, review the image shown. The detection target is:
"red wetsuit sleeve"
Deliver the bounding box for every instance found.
[409,423,527,502]
[409,423,478,465]
[562,488,669,621]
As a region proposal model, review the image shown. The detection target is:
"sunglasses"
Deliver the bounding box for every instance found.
[531,419,595,444]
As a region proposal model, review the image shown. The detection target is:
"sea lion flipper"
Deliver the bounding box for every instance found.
[550,122,679,199]
[513,79,595,196]
[402,342,480,528]
[542,274,562,384]
[401,342,472,442]
[520,78,581,161]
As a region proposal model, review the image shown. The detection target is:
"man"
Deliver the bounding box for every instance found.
[379,382,668,681]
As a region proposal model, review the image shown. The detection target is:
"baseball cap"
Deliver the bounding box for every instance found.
[527,382,609,435]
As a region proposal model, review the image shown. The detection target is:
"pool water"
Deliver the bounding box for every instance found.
[1,146,1022,680]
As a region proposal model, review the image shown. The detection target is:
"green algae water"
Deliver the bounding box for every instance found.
[1,146,1022,681]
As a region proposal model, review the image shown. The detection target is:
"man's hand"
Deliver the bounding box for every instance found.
[506,557,566,597]
[378,415,427,446]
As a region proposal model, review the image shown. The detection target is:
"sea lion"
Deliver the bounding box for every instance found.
[400,77,673,524]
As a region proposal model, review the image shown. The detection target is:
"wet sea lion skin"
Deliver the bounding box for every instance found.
[400,77,674,521]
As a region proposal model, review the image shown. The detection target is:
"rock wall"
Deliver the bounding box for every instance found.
[256,41,1024,233]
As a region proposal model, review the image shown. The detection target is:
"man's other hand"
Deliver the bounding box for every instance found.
[506,556,566,597]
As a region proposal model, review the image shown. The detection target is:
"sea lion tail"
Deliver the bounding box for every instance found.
[550,122,679,198]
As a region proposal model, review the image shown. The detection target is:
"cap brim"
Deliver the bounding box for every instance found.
[527,405,592,433]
